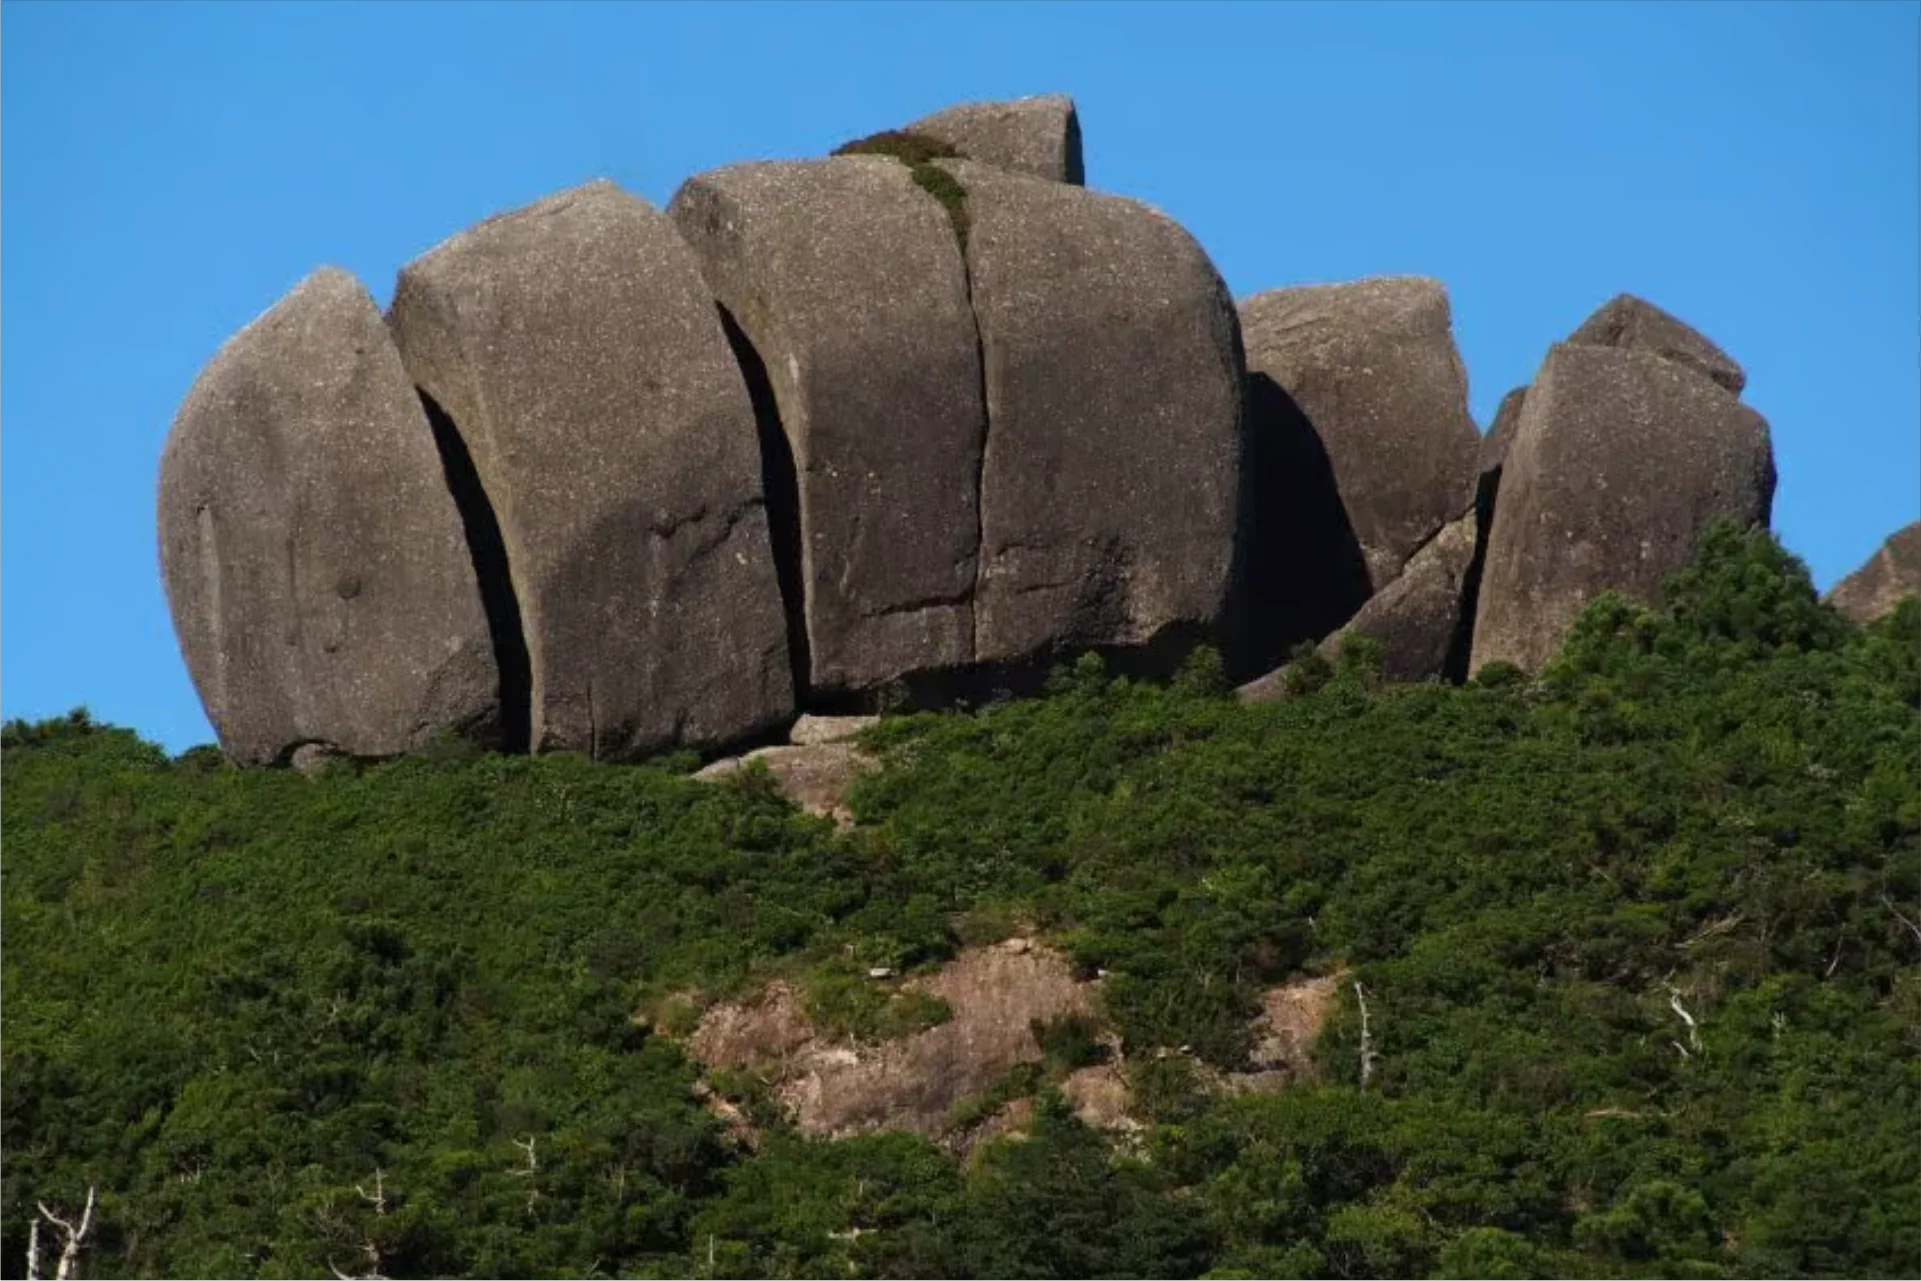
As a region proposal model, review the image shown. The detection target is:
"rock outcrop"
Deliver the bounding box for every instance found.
[1320,513,1479,683]
[950,160,1245,669]
[1476,385,1528,497]
[157,99,1832,770]
[669,158,986,702]
[1565,293,1747,395]
[1240,277,1481,592]
[905,93,1085,184]
[1470,331,1776,674]
[1827,522,1921,624]
[388,181,792,760]
[158,268,498,766]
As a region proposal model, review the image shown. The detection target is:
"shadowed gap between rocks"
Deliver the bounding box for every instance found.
[718,306,812,708]
[420,391,532,754]
[1443,466,1500,684]
[806,620,1218,718]
[1224,373,1374,681]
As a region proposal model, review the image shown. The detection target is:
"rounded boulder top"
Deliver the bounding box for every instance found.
[903,93,1085,185]
[387,179,794,760]
[157,266,499,765]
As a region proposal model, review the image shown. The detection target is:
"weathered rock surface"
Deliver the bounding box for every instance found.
[670,158,985,700]
[1320,513,1479,683]
[1470,342,1776,673]
[1240,277,1481,592]
[905,93,1085,184]
[694,742,879,825]
[1477,385,1528,494]
[788,713,879,746]
[1566,293,1747,395]
[689,945,1098,1140]
[1827,521,1921,624]
[158,267,498,766]
[388,180,791,760]
[950,160,1244,668]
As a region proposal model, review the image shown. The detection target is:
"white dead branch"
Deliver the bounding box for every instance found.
[1354,981,1377,1090]
[355,1169,388,1216]
[1883,895,1921,946]
[27,1185,97,1281]
[1665,983,1701,1054]
[327,1241,388,1281]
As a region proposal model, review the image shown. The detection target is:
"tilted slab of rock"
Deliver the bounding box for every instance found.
[1319,513,1479,683]
[388,180,792,759]
[1477,385,1528,496]
[905,93,1085,184]
[1240,276,1481,592]
[949,159,1244,666]
[158,268,498,766]
[1470,342,1776,673]
[670,158,986,700]
[1566,293,1746,395]
[1827,521,1921,624]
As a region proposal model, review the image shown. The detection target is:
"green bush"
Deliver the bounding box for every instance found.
[5,522,1918,1277]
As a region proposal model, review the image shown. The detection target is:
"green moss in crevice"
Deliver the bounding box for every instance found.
[830,128,972,253]
[831,128,962,166]
[910,162,971,253]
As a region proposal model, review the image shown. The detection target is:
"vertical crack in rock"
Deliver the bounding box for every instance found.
[718,307,812,707]
[1443,467,1500,684]
[420,391,531,753]
[956,214,990,667]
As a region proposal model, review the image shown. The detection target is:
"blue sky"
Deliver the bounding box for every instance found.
[4,0,1916,752]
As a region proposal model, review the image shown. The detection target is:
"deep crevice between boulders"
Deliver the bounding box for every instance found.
[420,391,532,754]
[1223,372,1373,682]
[1444,464,1500,684]
[717,307,812,710]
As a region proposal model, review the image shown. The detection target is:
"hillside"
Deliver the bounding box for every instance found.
[5,525,1919,1279]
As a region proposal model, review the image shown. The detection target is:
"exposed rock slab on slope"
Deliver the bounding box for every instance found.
[949,159,1245,669]
[388,180,791,760]
[158,267,498,766]
[1827,521,1921,624]
[1470,342,1776,673]
[670,158,985,700]
[905,93,1085,184]
[693,742,878,826]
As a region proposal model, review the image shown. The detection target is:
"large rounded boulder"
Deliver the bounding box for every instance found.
[387,180,792,759]
[905,94,1085,185]
[1827,521,1921,624]
[946,159,1245,669]
[1470,336,1776,674]
[669,157,987,702]
[158,267,499,766]
[1239,277,1481,594]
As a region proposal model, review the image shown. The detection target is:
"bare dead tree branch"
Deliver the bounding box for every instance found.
[32,1186,97,1281]
[1883,895,1921,946]
[1665,984,1701,1053]
[1354,981,1377,1091]
[354,1169,388,1216]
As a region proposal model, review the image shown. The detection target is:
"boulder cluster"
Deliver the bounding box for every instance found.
[157,94,1908,768]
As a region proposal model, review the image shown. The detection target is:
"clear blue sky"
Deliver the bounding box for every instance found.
[4,0,1916,753]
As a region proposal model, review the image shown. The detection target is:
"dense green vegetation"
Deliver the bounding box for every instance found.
[5,525,1918,1278]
